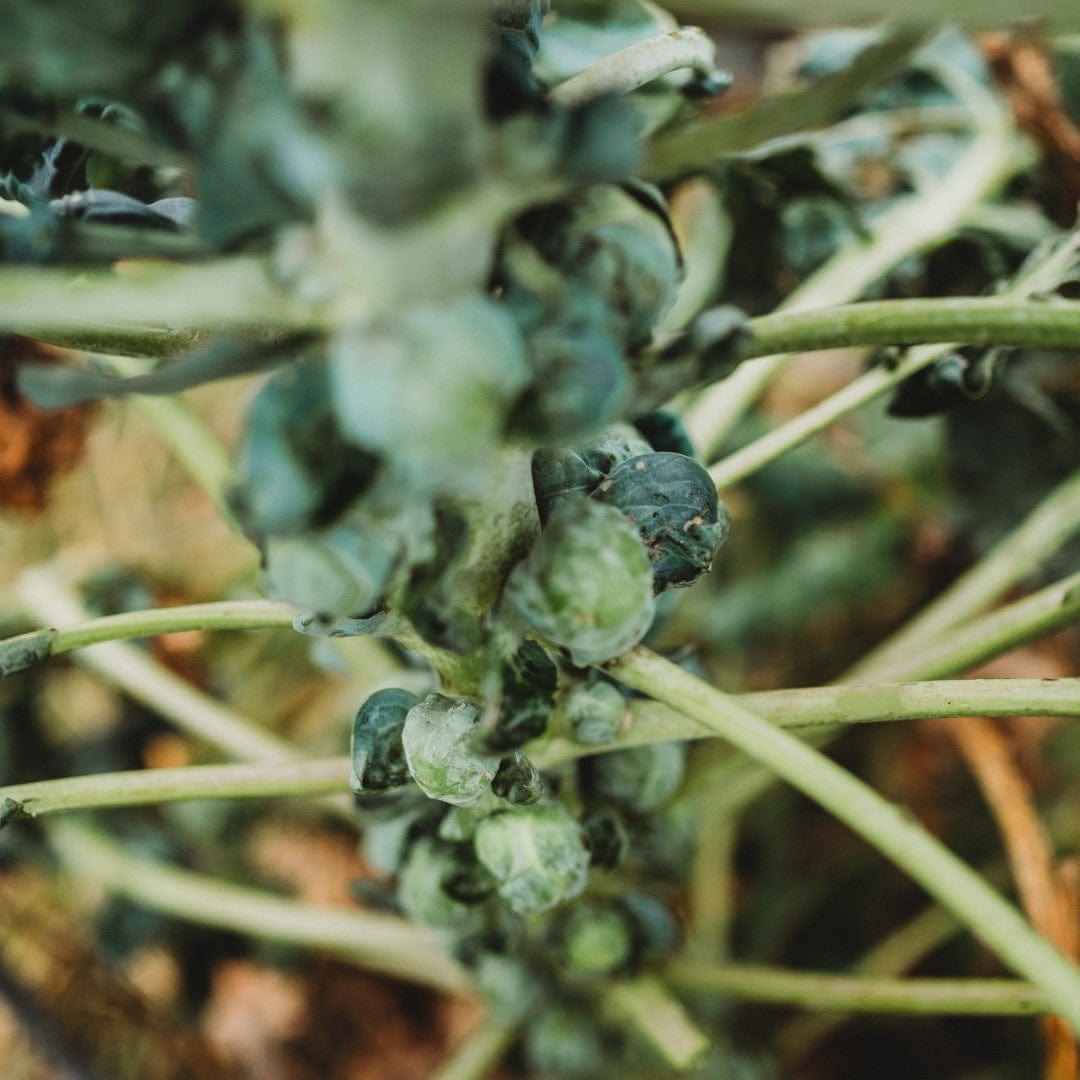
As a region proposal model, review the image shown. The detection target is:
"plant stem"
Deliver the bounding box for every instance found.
[601,975,711,1069]
[849,466,1080,675]
[738,297,1080,358]
[0,258,315,338]
[681,95,1020,457]
[851,569,1080,684]
[3,674,1079,821]
[534,676,1080,766]
[666,959,1047,1016]
[704,220,1080,492]
[14,569,297,763]
[428,1017,520,1080]
[49,600,295,657]
[606,647,1080,1032]
[46,820,470,996]
[549,28,718,107]
[0,758,350,821]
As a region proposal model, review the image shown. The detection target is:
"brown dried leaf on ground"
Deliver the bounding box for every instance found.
[203,959,486,1080]
[982,33,1080,216]
[0,867,240,1080]
[0,337,95,514]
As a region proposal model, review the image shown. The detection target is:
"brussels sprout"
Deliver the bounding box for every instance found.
[349,688,418,794]
[581,808,629,869]
[439,846,499,904]
[402,694,502,805]
[560,903,634,975]
[472,950,541,1021]
[510,316,630,442]
[524,1005,610,1078]
[632,409,696,458]
[593,452,729,592]
[563,678,626,745]
[620,893,680,959]
[438,791,505,842]
[485,640,558,752]
[531,425,652,524]
[504,499,656,666]
[492,752,545,805]
[515,186,680,348]
[330,299,529,494]
[261,521,397,617]
[474,804,590,916]
[531,448,605,526]
[231,359,379,539]
[580,742,685,813]
[397,838,478,929]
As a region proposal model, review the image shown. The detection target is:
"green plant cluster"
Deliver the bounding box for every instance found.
[6,0,1080,1077]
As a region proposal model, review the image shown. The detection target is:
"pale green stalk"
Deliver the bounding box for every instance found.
[849,466,1080,675]
[0,759,350,821]
[708,223,1080,490]
[5,676,1080,821]
[549,28,717,107]
[666,959,1047,1016]
[601,975,711,1069]
[47,820,470,996]
[428,1018,520,1080]
[607,647,1080,1032]
[13,569,297,763]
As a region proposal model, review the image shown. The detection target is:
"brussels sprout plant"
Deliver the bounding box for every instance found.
[5,2,1080,1078]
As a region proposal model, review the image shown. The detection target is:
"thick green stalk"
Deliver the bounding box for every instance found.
[666,959,1047,1016]
[737,297,1080,361]
[535,676,1080,766]
[4,675,1080,821]
[0,258,313,337]
[47,600,295,657]
[46,821,470,996]
[607,647,1080,1032]
[681,96,1020,457]
[0,759,350,821]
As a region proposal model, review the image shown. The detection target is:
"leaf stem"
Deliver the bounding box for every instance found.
[606,647,1080,1032]
[13,569,297,763]
[46,821,471,996]
[1,758,350,821]
[549,28,718,107]
[666,959,1047,1016]
[848,466,1080,675]
[427,1017,520,1080]
[4,674,1080,821]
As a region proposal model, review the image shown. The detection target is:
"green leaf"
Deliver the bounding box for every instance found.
[0,628,57,677]
[350,688,419,794]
